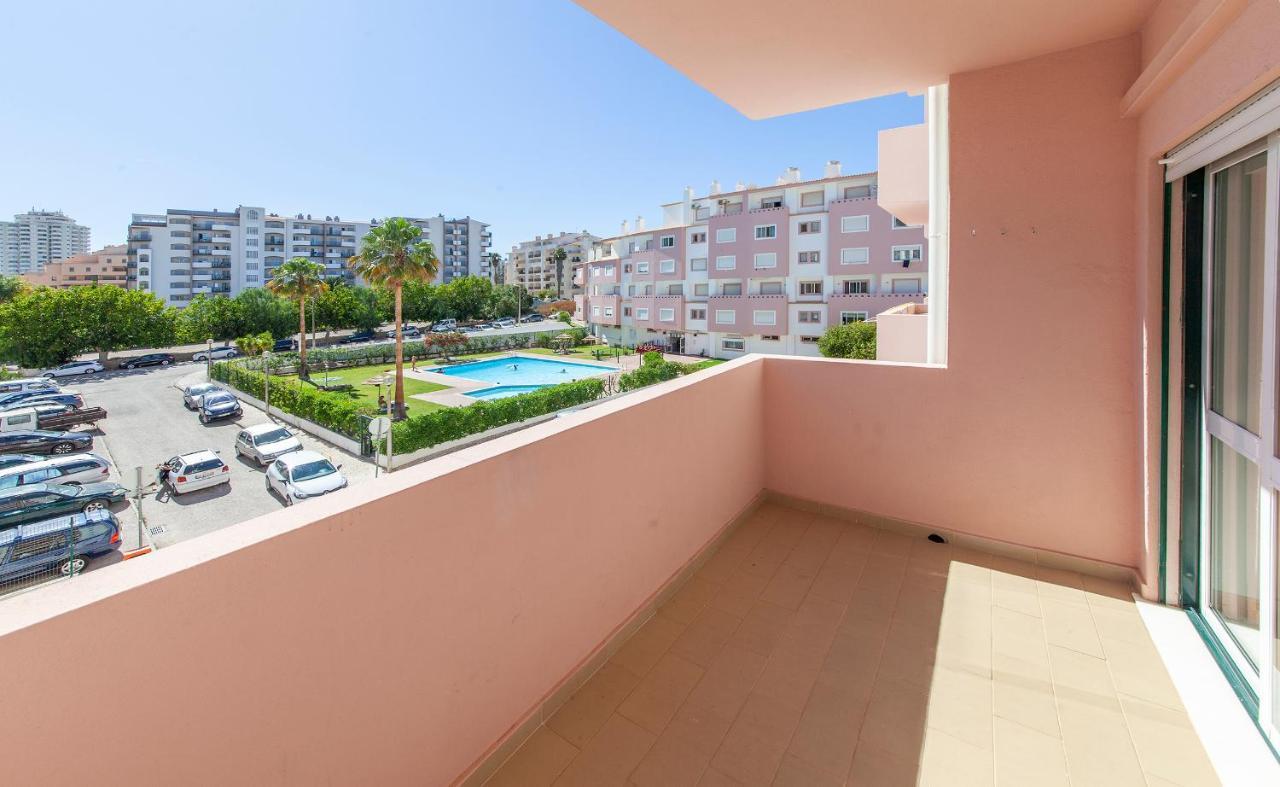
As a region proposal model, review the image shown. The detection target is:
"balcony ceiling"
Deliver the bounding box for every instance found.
[575,0,1156,118]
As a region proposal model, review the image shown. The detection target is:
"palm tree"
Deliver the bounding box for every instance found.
[348,218,438,419]
[488,252,504,284]
[549,247,568,298]
[266,257,327,378]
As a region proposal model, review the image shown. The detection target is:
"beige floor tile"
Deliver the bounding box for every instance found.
[871,529,916,559]
[991,651,1060,738]
[710,567,771,619]
[894,583,947,633]
[742,539,790,580]
[808,559,865,605]
[629,729,713,787]
[770,753,844,787]
[760,562,820,611]
[548,661,644,748]
[729,600,794,657]
[822,624,887,691]
[683,646,769,732]
[553,714,655,787]
[1035,565,1088,605]
[784,670,870,778]
[697,766,745,786]
[671,607,743,667]
[992,717,1067,787]
[847,743,920,786]
[827,525,877,567]
[1041,597,1104,658]
[699,545,752,585]
[1055,698,1146,787]
[876,619,939,689]
[1090,600,1156,646]
[752,638,825,712]
[1103,635,1184,710]
[990,605,1046,659]
[1081,574,1134,602]
[857,555,908,593]
[917,727,995,787]
[611,614,686,677]
[858,676,930,762]
[934,612,993,679]
[1047,644,1120,713]
[925,664,994,751]
[946,554,994,586]
[991,569,1041,617]
[710,693,805,787]
[485,727,579,787]
[619,653,705,735]
[666,701,740,760]
[1119,695,1221,787]
[662,577,724,626]
[843,585,899,629]
[784,522,842,573]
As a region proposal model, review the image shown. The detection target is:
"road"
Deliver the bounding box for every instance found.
[59,363,378,549]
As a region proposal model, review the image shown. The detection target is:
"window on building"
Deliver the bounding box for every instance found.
[246,251,258,258]
[759,196,783,209]
[800,191,824,208]
[892,245,923,263]
[892,278,923,294]
[636,262,649,274]
[592,306,601,316]
[753,253,777,269]
[248,210,259,220]
[604,307,614,317]
[841,215,870,233]
[754,224,777,239]
[246,238,258,247]
[690,231,707,244]
[715,309,736,325]
[690,307,707,320]
[636,308,649,320]
[658,308,675,322]
[623,306,632,317]
[659,259,676,274]
[660,235,675,248]
[722,282,743,296]
[627,285,636,296]
[246,226,259,234]
[715,228,736,243]
[799,281,823,295]
[797,251,821,264]
[893,216,915,229]
[667,283,683,295]
[753,310,777,326]
[722,337,746,352]
[694,283,709,296]
[246,275,259,283]
[840,247,870,265]
[798,310,822,323]
[715,256,736,270]
[246,262,258,270]
[844,185,871,199]
[841,311,869,324]
[844,280,870,294]
[798,221,822,234]
[690,257,708,271]
[643,285,654,296]
[759,281,784,295]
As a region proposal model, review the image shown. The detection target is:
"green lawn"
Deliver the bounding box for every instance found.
[525,345,634,362]
[300,364,451,413]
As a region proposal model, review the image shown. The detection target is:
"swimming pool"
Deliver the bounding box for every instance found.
[437,355,615,398]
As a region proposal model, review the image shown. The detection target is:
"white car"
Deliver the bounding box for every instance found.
[495,318,517,328]
[0,453,111,489]
[161,450,230,495]
[235,424,303,466]
[191,347,240,361]
[41,361,105,378]
[265,450,347,506]
[182,382,226,410]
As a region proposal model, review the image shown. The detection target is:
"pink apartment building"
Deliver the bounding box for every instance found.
[2,2,1280,786]
[578,167,928,358]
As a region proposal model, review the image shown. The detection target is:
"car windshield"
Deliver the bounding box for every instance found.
[205,395,235,406]
[290,460,336,482]
[188,384,218,395]
[184,458,224,474]
[255,428,292,445]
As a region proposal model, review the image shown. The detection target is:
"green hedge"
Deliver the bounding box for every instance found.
[617,352,720,392]
[239,328,586,371]
[389,377,604,454]
[211,361,374,438]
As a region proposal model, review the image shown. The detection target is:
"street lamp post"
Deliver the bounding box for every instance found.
[262,351,271,419]
[205,338,213,380]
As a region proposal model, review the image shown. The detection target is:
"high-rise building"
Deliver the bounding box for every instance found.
[508,231,599,298]
[126,208,492,307]
[20,244,127,289]
[0,209,91,275]
[578,164,928,358]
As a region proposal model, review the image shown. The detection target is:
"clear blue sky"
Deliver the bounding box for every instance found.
[0,0,922,253]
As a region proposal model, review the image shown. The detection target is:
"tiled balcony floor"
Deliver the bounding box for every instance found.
[485,502,1219,787]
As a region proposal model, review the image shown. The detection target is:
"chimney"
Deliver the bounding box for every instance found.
[683,186,694,204]
[824,160,842,178]
[709,180,721,195]
[735,181,745,191]
[785,166,801,183]
[635,215,646,231]
[621,219,629,234]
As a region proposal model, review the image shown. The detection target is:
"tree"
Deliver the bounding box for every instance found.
[400,279,444,322]
[0,275,26,303]
[348,217,439,419]
[267,257,328,378]
[314,282,362,335]
[817,320,877,360]
[176,294,243,343]
[75,287,177,364]
[485,284,527,319]
[0,286,175,367]
[234,288,296,338]
[548,246,568,297]
[488,252,505,285]
[235,331,274,357]
[440,275,493,320]
[350,286,385,333]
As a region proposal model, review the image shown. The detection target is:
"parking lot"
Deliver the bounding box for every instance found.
[58,362,378,549]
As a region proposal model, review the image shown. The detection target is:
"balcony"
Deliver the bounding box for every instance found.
[588,294,621,326]
[707,294,789,335]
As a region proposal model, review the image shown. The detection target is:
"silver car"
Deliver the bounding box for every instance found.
[235,424,303,466]
[265,450,347,506]
[182,382,226,410]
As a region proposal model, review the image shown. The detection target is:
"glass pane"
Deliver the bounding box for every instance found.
[1209,437,1260,669]
[1211,152,1267,433]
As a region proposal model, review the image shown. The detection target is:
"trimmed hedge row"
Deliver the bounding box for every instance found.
[617,352,720,392]
[211,361,374,438]
[388,377,604,454]
[240,328,589,371]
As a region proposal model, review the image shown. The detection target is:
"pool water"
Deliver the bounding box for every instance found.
[438,355,614,388]
[466,385,545,400]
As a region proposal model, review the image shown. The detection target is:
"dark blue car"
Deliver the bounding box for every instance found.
[198,392,242,424]
[0,509,121,582]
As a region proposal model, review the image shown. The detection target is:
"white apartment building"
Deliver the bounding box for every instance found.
[578,163,929,359]
[126,208,491,306]
[0,209,91,275]
[508,231,599,298]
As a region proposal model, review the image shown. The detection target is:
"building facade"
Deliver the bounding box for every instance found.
[126,208,491,306]
[507,231,599,297]
[580,165,927,358]
[0,209,91,276]
[19,244,127,288]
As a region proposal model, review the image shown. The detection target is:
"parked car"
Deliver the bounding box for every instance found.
[182,383,226,410]
[431,319,457,332]
[0,454,43,472]
[521,314,546,323]
[0,392,83,411]
[0,388,79,409]
[0,453,111,489]
[198,392,242,424]
[160,450,230,496]
[0,482,126,528]
[235,424,303,466]
[191,347,240,361]
[40,360,104,378]
[0,430,93,456]
[495,318,517,328]
[458,325,480,334]
[341,331,376,344]
[0,509,122,582]
[119,353,175,370]
[401,325,422,339]
[0,379,58,396]
[272,337,299,352]
[265,450,347,506]
[0,406,107,433]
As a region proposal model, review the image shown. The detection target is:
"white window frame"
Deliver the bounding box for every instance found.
[798,221,822,234]
[715,255,736,270]
[753,310,777,326]
[658,308,675,322]
[689,307,707,320]
[715,228,736,243]
[841,215,870,233]
[840,247,870,265]
[758,281,784,295]
[604,307,614,317]
[841,311,869,324]
[722,337,746,352]
[715,309,736,325]
[592,306,601,316]
[797,310,822,324]
[659,259,676,274]
[636,262,650,274]
[693,283,709,296]
[843,279,871,295]
[798,251,821,264]
[690,257,707,271]
[636,307,649,320]
[690,231,707,244]
[892,244,923,263]
[754,224,777,240]
[799,281,823,295]
[800,191,824,208]
[660,234,675,248]
[721,283,743,296]
[753,252,777,270]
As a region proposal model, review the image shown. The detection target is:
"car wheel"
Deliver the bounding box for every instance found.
[82,500,107,514]
[83,368,96,375]
[51,442,74,454]
[199,413,208,424]
[160,360,170,366]
[57,555,88,577]
[42,372,55,379]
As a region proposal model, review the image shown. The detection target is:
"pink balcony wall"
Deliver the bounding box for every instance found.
[826,198,927,279]
[877,123,929,227]
[707,205,790,279]
[587,294,620,326]
[707,294,789,335]
[826,293,921,325]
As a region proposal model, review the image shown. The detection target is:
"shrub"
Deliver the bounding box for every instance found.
[389,378,604,454]
[817,321,877,360]
[211,360,373,437]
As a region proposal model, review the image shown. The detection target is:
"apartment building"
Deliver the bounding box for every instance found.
[126,208,491,306]
[580,164,927,358]
[19,244,127,288]
[0,209,91,275]
[507,231,599,297]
